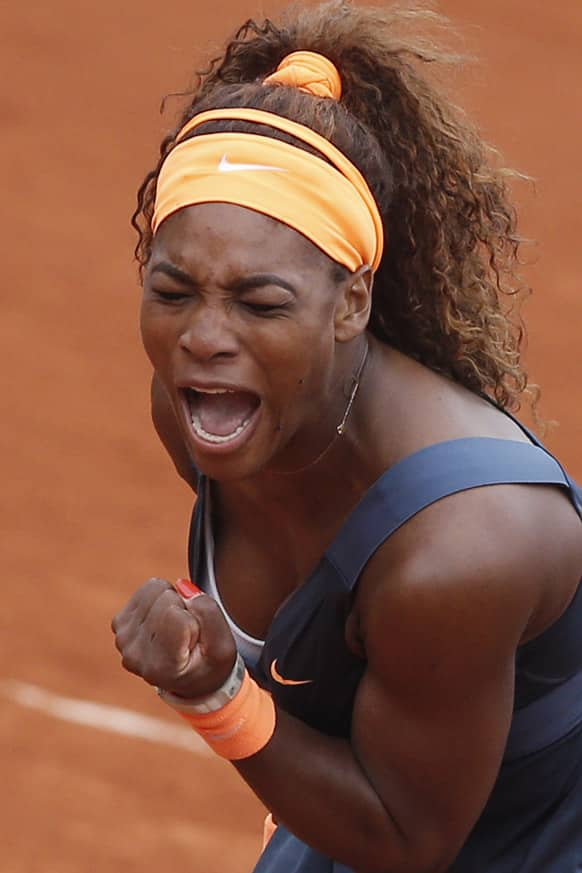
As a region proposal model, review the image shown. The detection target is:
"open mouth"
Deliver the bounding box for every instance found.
[184,387,261,446]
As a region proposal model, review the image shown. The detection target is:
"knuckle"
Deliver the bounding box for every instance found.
[193,593,217,615]
[149,589,180,621]
[121,650,141,675]
[144,576,170,593]
[111,607,131,632]
[120,635,152,676]
[155,603,183,637]
[113,624,132,653]
[113,634,125,656]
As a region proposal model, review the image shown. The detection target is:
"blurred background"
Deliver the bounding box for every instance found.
[1,1,580,871]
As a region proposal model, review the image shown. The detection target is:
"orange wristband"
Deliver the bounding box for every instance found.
[176,671,276,760]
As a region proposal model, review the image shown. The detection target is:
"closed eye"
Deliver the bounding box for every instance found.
[243,301,290,316]
[153,290,188,303]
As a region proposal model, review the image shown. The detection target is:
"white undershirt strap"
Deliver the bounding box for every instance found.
[202,480,265,669]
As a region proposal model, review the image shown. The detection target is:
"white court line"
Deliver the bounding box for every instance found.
[1,680,210,755]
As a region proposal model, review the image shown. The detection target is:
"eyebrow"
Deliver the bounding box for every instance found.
[150,262,297,296]
[231,274,297,296]
[149,261,198,286]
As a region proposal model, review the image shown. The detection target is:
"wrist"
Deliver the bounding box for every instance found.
[157,652,246,714]
[157,653,276,760]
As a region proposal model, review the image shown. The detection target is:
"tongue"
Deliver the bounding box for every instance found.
[192,391,258,437]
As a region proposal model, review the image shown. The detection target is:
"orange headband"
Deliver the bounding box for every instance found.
[152,57,384,272]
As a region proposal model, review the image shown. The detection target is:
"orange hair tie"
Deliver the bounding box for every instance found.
[264,50,342,100]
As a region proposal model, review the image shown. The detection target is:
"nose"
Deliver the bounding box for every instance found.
[178,301,239,362]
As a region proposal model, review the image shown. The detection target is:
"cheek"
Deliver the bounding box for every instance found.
[259,317,336,401]
[139,302,174,370]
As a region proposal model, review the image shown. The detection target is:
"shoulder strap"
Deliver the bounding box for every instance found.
[480,396,582,516]
[326,438,570,590]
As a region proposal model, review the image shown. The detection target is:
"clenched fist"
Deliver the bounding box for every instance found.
[111,578,237,699]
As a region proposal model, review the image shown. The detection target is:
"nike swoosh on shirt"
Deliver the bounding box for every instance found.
[218,154,288,173]
[270,658,313,686]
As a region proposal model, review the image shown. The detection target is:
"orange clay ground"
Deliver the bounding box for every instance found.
[1,1,581,871]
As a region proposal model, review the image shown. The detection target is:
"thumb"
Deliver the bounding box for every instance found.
[174,578,204,600]
[175,579,237,675]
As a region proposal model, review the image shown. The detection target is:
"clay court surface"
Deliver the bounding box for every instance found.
[2,1,581,870]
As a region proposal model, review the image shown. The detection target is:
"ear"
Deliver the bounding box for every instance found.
[334,266,374,342]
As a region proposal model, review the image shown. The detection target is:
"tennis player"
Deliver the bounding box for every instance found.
[112,3,582,871]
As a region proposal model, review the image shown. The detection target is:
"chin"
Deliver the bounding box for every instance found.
[186,430,280,483]
[190,453,266,484]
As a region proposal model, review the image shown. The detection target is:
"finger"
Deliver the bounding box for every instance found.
[120,638,149,679]
[128,577,174,622]
[145,588,201,662]
[118,603,196,687]
[174,578,204,600]
[146,585,191,626]
[153,603,200,675]
[111,577,172,633]
[150,593,236,695]
[183,593,236,670]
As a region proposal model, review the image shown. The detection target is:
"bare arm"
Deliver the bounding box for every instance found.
[234,534,525,872]
[113,485,577,872]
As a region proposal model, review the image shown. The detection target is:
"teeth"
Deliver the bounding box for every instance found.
[192,387,234,394]
[190,414,252,444]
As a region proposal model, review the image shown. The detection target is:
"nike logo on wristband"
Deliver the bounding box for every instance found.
[218,154,288,174]
[270,659,313,686]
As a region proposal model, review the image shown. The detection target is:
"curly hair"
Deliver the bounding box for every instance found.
[132,1,534,411]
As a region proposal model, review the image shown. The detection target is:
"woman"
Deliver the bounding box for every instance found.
[112,3,582,871]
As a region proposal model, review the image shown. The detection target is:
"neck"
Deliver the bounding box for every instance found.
[271,338,369,477]
[214,338,381,525]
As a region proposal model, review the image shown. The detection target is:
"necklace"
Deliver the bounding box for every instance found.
[336,340,369,436]
[274,339,369,475]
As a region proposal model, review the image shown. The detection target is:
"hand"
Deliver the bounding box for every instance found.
[111,578,237,699]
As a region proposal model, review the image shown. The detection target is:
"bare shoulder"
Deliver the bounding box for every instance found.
[351,479,582,667]
[357,349,582,646]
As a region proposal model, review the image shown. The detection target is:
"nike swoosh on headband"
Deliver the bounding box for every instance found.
[270,658,313,686]
[218,154,288,173]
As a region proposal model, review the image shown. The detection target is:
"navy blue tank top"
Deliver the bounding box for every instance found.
[188,432,582,872]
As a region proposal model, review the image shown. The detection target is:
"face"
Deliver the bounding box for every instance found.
[141,203,369,481]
